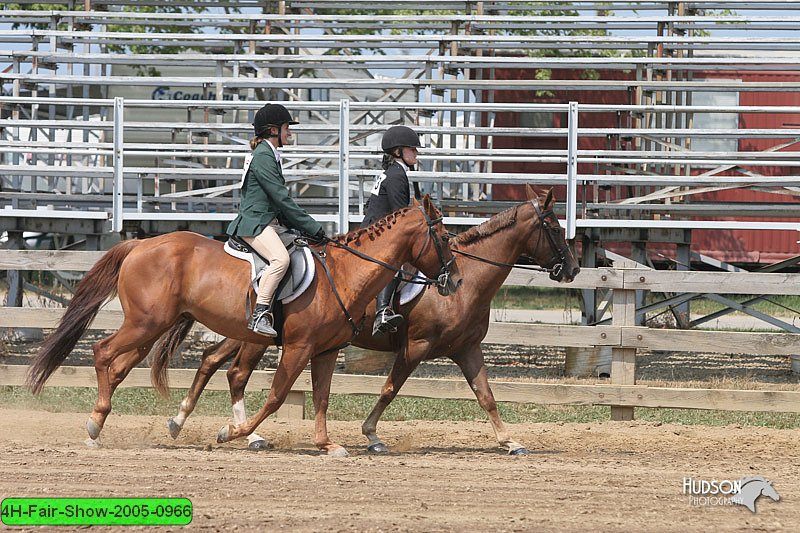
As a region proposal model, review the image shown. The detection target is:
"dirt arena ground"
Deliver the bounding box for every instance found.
[3,331,799,531]
[1,408,797,532]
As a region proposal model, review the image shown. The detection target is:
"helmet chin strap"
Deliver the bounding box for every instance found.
[268,125,283,148]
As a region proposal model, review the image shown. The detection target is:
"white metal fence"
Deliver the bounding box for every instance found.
[3,96,800,237]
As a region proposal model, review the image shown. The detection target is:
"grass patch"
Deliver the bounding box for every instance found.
[492,286,581,311]
[490,286,800,317]
[0,386,268,418]
[3,386,799,429]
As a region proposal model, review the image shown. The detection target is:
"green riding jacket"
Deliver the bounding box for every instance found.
[226,141,322,238]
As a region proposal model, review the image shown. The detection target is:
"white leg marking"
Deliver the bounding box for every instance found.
[232,399,265,445]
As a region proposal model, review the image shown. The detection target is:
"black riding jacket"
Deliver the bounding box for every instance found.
[361,162,410,227]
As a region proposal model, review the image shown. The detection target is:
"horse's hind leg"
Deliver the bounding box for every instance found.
[226,342,270,449]
[168,338,241,439]
[361,341,425,454]
[453,344,527,455]
[88,322,164,444]
[310,349,346,456]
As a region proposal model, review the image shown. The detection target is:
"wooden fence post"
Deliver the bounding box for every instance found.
[610,261,643,421]
[275,391,306,420]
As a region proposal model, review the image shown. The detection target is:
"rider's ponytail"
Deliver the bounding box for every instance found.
[381,147,402,170]
[250,136,265,150]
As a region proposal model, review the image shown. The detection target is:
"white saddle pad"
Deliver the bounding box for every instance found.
[223,242,316,304]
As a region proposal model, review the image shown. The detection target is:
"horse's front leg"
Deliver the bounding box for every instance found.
[227,342,271,449]
[217,345,310,444]
[361,340,425,454]
[453,344,528,455]
[168,338,241,439]
[310,349,347,456]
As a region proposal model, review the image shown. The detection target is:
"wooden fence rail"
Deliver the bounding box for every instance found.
[2,250,800,420]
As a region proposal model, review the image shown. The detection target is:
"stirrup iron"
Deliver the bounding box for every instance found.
[249,304,277,337]
[372,308,403,336]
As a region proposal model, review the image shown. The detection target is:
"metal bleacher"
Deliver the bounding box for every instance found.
[1,1,799,251]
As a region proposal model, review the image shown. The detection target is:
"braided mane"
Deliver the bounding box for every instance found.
[334,206,414,245]
[453,205,518,247]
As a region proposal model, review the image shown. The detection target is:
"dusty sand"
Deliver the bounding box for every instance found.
[0,408,797,532]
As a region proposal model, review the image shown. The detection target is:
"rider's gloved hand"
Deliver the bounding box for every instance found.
[311,228,327,242]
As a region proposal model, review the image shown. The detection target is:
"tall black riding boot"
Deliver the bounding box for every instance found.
[249,303,277,337]
[373,278,403,336]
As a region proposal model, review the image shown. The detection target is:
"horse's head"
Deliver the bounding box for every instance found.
[732,476,781,512]
[742,477,781,502]
[409,195,462,296]
[761,481,781,502]
[524,186,580,283]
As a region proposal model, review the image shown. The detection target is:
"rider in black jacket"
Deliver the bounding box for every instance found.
[361,125,422,336]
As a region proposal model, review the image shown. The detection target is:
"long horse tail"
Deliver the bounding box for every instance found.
[150,315,195,398]
[26,240,140,394]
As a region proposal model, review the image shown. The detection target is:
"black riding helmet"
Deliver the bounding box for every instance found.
[253,103,299,138]
[381,125,422,153]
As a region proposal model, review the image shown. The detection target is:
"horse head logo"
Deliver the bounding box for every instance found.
[730,476,780,513]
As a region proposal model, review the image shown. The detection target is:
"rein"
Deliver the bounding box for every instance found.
[312,205,452,287]
[449,198,569,279]
[451,248,551,272]
[322,239,436,285]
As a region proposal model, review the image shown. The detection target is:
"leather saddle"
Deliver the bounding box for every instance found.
[223,234,315,304]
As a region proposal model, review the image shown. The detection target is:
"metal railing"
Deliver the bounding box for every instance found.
[2,96,800,236]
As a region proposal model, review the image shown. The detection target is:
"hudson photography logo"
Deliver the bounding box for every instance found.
[683,476,781,513]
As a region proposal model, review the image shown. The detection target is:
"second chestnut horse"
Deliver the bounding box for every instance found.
[163,186,579,454]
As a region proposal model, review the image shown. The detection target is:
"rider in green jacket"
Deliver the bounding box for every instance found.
[228,103,325,336]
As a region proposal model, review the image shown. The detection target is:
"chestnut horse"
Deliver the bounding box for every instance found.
[164,187,579,454]
[26,195,461,454]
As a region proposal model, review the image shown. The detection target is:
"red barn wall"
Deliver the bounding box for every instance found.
[481,67,800,264]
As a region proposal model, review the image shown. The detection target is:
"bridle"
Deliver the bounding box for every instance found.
[409,204,456,293]
[529,198,570,281]
[451,198,570,281]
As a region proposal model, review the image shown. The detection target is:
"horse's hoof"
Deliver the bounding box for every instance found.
[216,425,230,443]
[166,418,182,439]
[248,439,273,451]
[86,419,101,440]
[328,447,349,457]
[84,438,101,448]
[509,447,529,456]
[367,442,389,454]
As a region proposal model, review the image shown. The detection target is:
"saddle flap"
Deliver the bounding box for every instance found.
[223,238,315,304]
[275,247,315,303]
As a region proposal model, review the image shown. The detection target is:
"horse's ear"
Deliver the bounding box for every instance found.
[421,194,440,218]
[525,184,537,200]
[411,196,422,208]
[420,194,431,212]
[544,188,555,209]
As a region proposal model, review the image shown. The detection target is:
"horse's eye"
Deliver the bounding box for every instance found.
[441,234,450,243]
